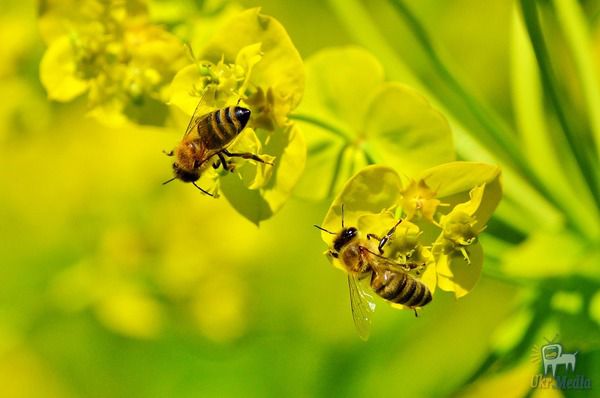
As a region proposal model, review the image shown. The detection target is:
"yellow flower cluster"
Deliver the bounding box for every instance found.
[168,8,306,224]
[319,163,502,304]
[39,0,186,125]
[39,3,306,224]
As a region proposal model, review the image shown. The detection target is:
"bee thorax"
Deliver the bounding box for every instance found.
[340,244,369,273]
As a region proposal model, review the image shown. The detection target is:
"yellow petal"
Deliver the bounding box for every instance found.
[39,36,88,101]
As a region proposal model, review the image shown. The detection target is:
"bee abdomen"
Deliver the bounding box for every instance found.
[371,271,431,308]
[201,107,251,151]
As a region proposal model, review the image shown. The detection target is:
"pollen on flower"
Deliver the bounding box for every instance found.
[438,210,481,264]
[385,220,423,262]
[400,179,445,224]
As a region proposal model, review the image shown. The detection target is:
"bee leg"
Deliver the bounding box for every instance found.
[367,233,381,241]
[218,152,234,172]
[367,233,388,255]
[413,308,419,318]
[212,159,221,169]
[222,149,273,165]
[377,218,405,253]
[163,150,174,156]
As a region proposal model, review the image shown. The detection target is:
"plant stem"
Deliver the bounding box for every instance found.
[553,0,600,161]
[386,0,527,172]
[520,0,600,207]
[289,113,350,140]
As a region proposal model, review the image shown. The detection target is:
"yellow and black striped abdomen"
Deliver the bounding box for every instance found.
[198,106,251,151]
[370,270,432,308]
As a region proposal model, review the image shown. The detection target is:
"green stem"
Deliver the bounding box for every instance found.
[328,144,349,197]
[289,113,350,140]
[553,0,600,160]
[386,0,527,172]
[328,0,568,237]
[520,0,600,207]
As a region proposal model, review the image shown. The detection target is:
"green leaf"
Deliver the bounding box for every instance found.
[553,0,600,159]
[511,5,600,240]
[39,36,88,101]
[364,82,455,176]
[297,46,384,136]
[221,123,306,225]
[294,47,454,201]
[293,123,346,200]
[520,0,599,208]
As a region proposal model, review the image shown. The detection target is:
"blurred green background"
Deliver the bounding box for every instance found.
[1,0,599,397]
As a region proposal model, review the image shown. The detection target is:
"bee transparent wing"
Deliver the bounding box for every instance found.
[362,246,417,274]
[183,88,211,137]
[348,273,376,341]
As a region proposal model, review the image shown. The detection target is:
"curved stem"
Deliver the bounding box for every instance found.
[289,113,351,140]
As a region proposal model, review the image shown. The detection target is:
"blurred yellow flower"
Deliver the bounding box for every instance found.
[39,0,186,125]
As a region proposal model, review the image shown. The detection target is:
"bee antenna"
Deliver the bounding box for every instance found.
[314,225,336,235]
[162,177,176,185]
[341,204,345,228]
[192,182,214,197]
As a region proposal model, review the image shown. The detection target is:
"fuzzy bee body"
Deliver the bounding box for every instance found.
[370,268,432,308]
[164,100,271,195]
[195,106,249,151]
[316,215,432,340]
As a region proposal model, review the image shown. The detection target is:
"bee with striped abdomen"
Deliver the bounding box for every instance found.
[163,96,272,196]
[315,206,432,340]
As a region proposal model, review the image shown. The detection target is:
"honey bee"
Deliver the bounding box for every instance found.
[315,206,432,340]
[163,95,272,196]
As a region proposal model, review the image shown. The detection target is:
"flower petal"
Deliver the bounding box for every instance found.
[321,165,403,243]
[436,241,484,297]
[220,123,305,224]
[39,36,88,101]
[201,8,305,126]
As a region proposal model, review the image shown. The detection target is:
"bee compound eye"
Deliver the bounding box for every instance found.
[234,107,251,128]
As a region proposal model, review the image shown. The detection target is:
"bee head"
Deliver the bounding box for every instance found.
[172,162,200,183]
[234,106,251,130]
[333,227,358,252]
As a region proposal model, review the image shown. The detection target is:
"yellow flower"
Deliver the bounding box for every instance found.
[39,0,186,125]
[435,184,486,264]
[168,8,306,224]
[320,163,502,304]
[400,179,445,224]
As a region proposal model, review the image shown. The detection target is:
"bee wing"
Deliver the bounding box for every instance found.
[361,246,418,274]
[348,273,376,341]
[183,88,211,137]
